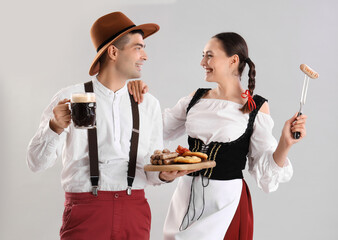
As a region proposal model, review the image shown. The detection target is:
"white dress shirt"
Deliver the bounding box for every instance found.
[163,96,293,240]
[27,77,164,192]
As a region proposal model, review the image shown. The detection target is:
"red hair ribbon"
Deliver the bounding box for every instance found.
[241,90,256,111]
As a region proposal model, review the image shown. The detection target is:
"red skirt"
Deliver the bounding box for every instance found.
[224,180,254,240]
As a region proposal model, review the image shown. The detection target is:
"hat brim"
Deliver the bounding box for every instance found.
[89,23,159,76]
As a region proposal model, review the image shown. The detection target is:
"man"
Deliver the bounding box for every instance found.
[27,12,166,240]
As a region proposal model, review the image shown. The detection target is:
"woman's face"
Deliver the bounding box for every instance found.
[200,38,238,82]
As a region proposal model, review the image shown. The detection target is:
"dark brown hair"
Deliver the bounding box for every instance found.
[99,29,145,64]
[113,29,144,49]
[213,32,256,113]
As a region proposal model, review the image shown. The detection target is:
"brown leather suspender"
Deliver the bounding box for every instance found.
[127,93,140,195]
[84,81,139,196]
[84,81,99,196]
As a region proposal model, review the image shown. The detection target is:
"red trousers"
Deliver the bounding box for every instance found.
[224,180,254,240]
[60,190,151,240]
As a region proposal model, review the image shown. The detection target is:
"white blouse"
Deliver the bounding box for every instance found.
[163,95,293,240]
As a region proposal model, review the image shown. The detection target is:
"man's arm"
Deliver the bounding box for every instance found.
[26,93,70,172]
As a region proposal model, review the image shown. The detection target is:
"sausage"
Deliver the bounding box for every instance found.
[300,64,319,79]
[160,152,179,160]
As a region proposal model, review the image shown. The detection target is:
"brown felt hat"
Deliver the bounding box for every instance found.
[89,12,160,76]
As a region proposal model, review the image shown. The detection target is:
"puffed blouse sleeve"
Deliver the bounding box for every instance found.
[248,112,293,193]
[162,96,192,143]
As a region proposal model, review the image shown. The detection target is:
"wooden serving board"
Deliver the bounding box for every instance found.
[144,161,216,172]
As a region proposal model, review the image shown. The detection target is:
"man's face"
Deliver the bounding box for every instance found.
[115,33,147,79]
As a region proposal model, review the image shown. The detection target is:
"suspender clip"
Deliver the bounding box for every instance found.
[92,186,98,196]
[126,186,132,196]
[132,128,139,134]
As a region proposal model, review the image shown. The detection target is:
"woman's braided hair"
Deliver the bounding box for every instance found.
[213,32,256,113]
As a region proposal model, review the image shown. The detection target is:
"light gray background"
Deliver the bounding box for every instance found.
[1,0,337,239]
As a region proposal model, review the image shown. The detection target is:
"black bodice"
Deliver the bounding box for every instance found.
[187,88,267,180]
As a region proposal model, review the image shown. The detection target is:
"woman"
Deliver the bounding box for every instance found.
[128,32,306,240]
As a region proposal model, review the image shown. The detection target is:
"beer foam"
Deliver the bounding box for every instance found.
[71,93,96,103]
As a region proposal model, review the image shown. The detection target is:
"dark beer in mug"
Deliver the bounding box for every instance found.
[71,93,96,129]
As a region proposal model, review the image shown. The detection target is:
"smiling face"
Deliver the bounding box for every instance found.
[114,33,148,79]
[200,38,239,83]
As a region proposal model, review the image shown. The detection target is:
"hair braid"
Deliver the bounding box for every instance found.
[240,58,256,113]
[212,32,257,113]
